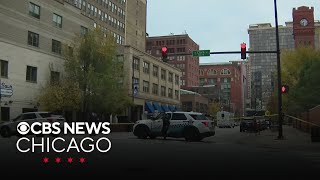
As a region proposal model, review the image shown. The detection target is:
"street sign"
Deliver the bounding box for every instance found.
[192,50,210,57]
[0,82,13,97]
[1,88,13,97]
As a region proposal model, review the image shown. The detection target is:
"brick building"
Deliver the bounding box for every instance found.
[146,34,200,89]
[198,62,246,116]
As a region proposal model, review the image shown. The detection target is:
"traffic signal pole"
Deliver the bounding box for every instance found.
[274,0,283,139]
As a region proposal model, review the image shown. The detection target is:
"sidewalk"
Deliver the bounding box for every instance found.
[237,125,320,151]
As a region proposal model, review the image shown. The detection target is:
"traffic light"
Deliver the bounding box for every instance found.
[241,43,246,59]
[161,46,168,62]
[281,85,289,94]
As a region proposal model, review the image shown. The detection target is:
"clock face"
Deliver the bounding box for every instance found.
[300,18,308,27]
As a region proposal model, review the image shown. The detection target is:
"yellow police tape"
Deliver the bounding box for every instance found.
[285,114,320,128]
[229,114,278,121]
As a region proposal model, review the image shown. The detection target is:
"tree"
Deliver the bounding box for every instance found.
[208,102,220,118]
[38,79,82,112]
[280,47,320,115]
[39,28,131,119]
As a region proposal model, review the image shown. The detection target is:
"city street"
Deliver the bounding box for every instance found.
[0,125,319,177]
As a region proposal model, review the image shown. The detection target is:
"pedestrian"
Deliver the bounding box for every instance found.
[162,113,171,140]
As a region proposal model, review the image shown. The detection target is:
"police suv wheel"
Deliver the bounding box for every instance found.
[184,127,199,141]
[135,126,148,139]
[0,126,11,138]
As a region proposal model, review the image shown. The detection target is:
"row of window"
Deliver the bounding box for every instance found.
[0,60,59,84]
[154,39,186,46]
[86,2,125,32]
[134,78,179,99]
[27,31,62,54]
[29,3,63,29]
[94,24,125,44]
[199,68,231,76]
[199,77,231,86]
[133,58,180,85]
[71,0,126,19]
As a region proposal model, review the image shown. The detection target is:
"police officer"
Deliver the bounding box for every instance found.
[162,113,171,140]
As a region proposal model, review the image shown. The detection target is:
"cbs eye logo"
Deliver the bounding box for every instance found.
[17,122,30,135]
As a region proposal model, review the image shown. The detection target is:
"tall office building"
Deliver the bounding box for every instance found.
[248,23,295,110]
[248,6,320,110]
[125,0,147,52]
[146,34,200,89]
[0,0,182,122]
[0,0,93,121]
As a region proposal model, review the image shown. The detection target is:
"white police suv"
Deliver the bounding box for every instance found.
[133,111,215,141]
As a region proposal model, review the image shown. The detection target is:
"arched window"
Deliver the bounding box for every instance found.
[199,69,204,76]
[207,69,217,75]
[220,68,231,75]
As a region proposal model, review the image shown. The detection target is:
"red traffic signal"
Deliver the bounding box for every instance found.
[281,85,289,94]
[161,46,168,62]
[241,43,246,59]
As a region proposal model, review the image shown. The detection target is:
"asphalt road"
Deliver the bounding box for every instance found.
[0,126,319,178]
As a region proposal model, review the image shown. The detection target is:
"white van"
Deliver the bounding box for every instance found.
[216,111,235,128]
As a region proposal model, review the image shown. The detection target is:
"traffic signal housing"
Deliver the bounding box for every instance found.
[281,85,289,94]
[161,46,168,62]
[241,43,246,59]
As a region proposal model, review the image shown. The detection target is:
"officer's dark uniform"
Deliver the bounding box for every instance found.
[162,113,171,140]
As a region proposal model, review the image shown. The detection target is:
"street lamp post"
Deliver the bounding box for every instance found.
[274,0,284,139]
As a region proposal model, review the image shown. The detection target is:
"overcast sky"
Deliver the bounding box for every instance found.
[146,0,319,63]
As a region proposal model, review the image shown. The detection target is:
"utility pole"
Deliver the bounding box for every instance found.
[0,61,2,122]
[274,0,284,139]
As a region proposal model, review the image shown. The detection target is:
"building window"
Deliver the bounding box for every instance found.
[29,2,40,19]
[175,75,179,85]
[161,86,166,97]
[143,61,150,74]
[152,83,158,95]
[26,66,37,83]
[168,72,173,82]
[161,69,166,80]
[180,79,185,86]
[199,69,204,76]
[220,68,231,75]
[52,39,62,54]
[0,60,8,78]
[200,78,206,86]
[177,56,185,61]
[143,81,149,93]
[133,57,139,70]
[80,26,88,36]
[177,47,185,52]
[168,88,173,98]
[153,65,158,77]
[208,78,217,85]
[175,90,179,100]
[28,31,39,47]
[53,13,62,28]
[207,69,217,75]
[50,71,60,84]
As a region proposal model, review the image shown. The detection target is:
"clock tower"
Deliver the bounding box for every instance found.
[293,6,315,48]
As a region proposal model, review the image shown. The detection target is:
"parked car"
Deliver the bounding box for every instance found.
[240,117,255,132]
[133,111,215,141]
[0,112,65,138]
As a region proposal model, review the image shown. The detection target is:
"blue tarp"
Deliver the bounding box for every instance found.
[175,106,181,111]
[162,104,170,112]
[153,102,164,112]
[145,102,155,113]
